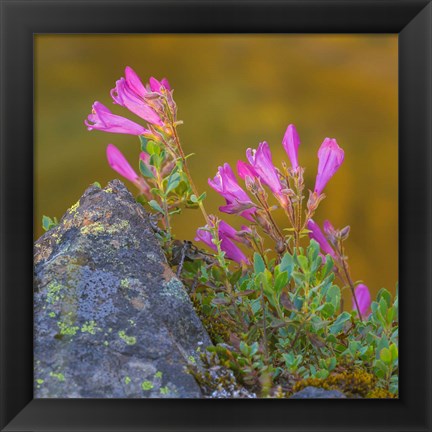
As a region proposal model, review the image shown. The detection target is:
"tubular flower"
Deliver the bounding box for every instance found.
[85,102,150,136]
[195,221,249,264]
[208,163,256,221]
[282,124,300,170]
[353,284,372,317]
[149,76,171,92]
[245,142,288,207]
[107,144,150,195]
[307,219,337,259]
[111,67,163,126]
[314,138,344,195]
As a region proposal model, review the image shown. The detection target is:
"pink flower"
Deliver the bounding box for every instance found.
[107,144,139,183]
[195,220,249,264]
[282,124,300,170]
[149,76,171,92]
[314,138,344,195]
[307,219,337,259]
[208,163,256,221]
[111,68,163,126]
[106,144,151,197]
[353,284,372,317]
[85,102,150,135]
[246,142,283,197]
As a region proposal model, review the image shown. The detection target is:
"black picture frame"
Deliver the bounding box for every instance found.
[1,0,431,431]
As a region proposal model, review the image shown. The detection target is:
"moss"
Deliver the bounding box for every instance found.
[191,297,231,343]
[118,330,136,345]
[141,380,154,391]
[367,388,396,398]
[292,368,377,398]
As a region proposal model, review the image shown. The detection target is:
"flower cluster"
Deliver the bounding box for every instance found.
[197,124,344,261]
[85,67,179,192]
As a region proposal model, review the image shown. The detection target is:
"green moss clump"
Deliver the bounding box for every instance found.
[292,368,377,398]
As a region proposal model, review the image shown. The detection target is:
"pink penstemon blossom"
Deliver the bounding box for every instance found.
[106,144,151,197]
[85,102,150,136]
[353,284,372,317]
[208,163,256,221]
[111,76,163,126]
[195,220,249,265]
[282,124,301,171]
[306,219,337,259]
[314,138,344,195]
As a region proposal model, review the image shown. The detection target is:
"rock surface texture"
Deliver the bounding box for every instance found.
[290,386,347,399]
[34,180,211,398]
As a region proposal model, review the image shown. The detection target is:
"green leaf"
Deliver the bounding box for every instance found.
[307,239,320,264]
[326,285,341,310]
[296,255,309,272]
[253,253,266,274]
[329,311,351,334]
[377,288,392,307]
[148,200,164,213]
[139,136,148,152]
[380,347,392,364]
[146,141,160,155]
[239,341,249,357]
[320,302,336,319]
[42,215,57,232]
[279,253,294,278]
[274,272,289,296]
[198,192,207,202]
[321,255,334,279]
[139,160,155,179]
[389,343,398,361]
[165,172,181,194]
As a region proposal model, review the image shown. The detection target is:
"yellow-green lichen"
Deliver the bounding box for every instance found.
[48,312,56,318]
[160,386,169,395]
[68,201,80,215]
[80,220,130,237]
[120,279,130,288]
[57,321,79,336]
[46,282,63,304]
[81,320,98,335]
[36,378,44,385]
[124,376,131,385]
[154,371,163,379]
[50,372,65,382]
[118,330,136,345]
[141,380,154,391]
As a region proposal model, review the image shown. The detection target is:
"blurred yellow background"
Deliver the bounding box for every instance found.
[35,35,398,297]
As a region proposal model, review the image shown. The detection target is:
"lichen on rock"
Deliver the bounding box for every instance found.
[34,180,211,398]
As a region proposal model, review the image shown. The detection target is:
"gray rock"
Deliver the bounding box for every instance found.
[34,180,212,398]
[290,386,347,399]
